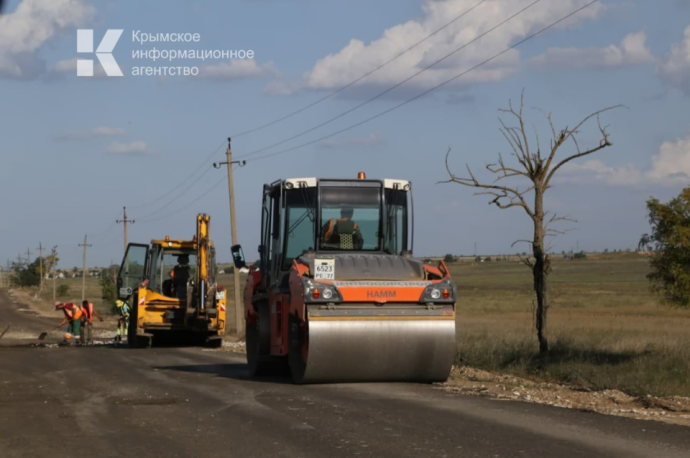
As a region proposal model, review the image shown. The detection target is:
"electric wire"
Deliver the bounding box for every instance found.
[235,0,543,160]
[121,2,487,211]
[138,168,234,224]
[245,0,599,164]
[136,166,214,222]
[230,0,488,139]
[127,140,226,210]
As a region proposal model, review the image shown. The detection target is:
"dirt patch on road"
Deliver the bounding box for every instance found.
[442,366,690,427]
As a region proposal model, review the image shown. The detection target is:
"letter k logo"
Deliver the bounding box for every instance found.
[77,29,124,77]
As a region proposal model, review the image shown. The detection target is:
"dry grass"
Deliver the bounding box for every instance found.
[449,253,690,397]
[27,276,113,314]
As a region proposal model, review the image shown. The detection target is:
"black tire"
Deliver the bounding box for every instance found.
[127,293,138,347]
[206,336,223,348]
[246,302,274,376]
[246,302,289,377]
[288,314,307,384]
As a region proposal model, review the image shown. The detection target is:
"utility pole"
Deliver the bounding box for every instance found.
[79,235,92,302]
[35,243,44,299]
[51,246,58,302]
[116,207,135,255]
[26,248,32,265]
[213,137,246,337]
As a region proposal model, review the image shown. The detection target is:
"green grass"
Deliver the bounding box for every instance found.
[449,253,690,397]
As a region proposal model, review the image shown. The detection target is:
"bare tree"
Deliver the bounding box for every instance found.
[441,91,621,353]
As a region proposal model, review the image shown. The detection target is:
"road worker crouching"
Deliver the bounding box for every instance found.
[54,301,83,346]
[80,300,103,345]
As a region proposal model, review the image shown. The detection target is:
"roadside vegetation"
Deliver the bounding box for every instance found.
[4,249,689,398]
[449,252,690,398]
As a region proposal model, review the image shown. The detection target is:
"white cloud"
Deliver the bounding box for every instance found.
[530,31,655,70]
[318,132,385,148]
[557,136,690,187]
[298,0,604,96]
[658,25,690,96]
[104,141,149,155]
[197,59,277,81]
[262,78,303,96]
[56,126,127,140]
[0,0,95,79]
[52,58,108,78]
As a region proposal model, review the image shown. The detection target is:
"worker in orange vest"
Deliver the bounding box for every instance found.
[54,301,83,346]
[80,300,103,345]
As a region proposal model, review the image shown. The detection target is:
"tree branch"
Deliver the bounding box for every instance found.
[440,148,535,218]
[544,106,625,187]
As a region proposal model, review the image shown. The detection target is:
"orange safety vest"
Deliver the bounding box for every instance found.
[82,302,95,323]
[324,218,358,241]
[62,303,82,321]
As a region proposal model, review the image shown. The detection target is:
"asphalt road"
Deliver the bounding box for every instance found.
[1,290,689,458]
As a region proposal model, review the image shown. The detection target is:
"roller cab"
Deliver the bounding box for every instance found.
[117,214,226,347]
[233,175,457,383]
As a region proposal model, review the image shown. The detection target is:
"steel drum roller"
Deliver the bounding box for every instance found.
[294,317,456,383]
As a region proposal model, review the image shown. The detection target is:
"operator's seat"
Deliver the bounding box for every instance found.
[323,219,357,250]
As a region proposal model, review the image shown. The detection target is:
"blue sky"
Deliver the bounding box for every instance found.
[0,0,689,269]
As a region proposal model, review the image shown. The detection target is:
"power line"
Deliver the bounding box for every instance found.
[120,2,487,211]
[236,0,543,160]
[246,0,599,164]
[128,140,226,210]
[138,171,233,224]
[135,166,214,221]
[230,0,488,139]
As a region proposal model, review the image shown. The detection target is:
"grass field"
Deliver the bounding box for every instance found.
[448,252,690,397]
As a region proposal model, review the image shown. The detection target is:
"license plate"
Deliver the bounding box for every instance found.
[314,259,335,280]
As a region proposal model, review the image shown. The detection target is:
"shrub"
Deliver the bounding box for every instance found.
[573,251,587,260]
[443,254,455,263]
[57,284,70,297]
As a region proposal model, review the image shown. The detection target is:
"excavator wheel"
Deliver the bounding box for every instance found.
[205,335,223,349]
[127,293,138,345]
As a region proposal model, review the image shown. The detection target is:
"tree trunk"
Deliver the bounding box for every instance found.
[533,189,549,354]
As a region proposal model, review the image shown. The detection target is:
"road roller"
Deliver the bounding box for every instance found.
[231,173,457,383]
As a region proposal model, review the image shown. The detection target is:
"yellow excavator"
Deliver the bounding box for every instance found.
[117,214,226,347]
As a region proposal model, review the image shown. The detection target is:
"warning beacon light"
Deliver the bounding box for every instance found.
[357,172,366,179]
